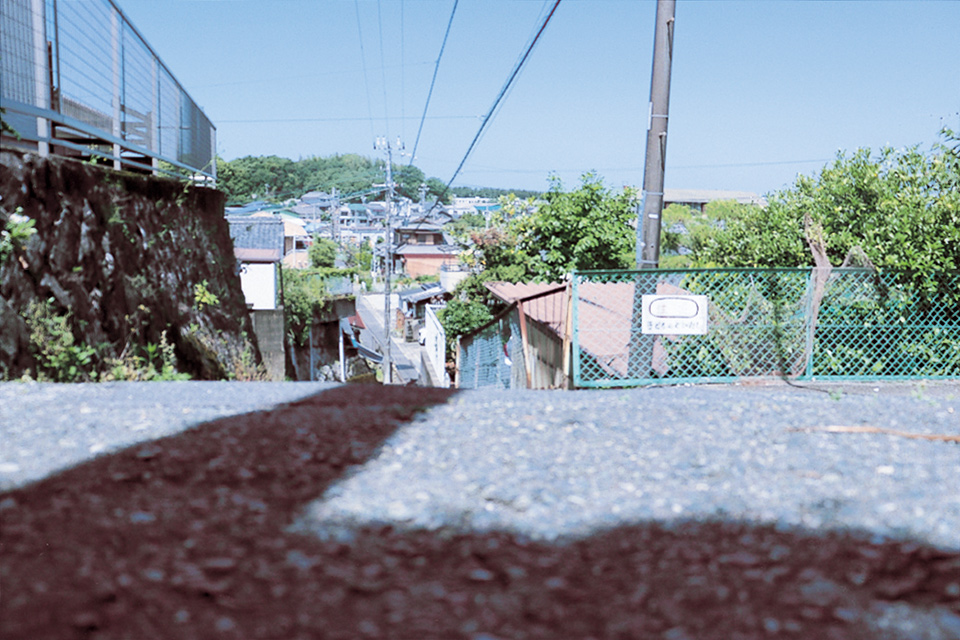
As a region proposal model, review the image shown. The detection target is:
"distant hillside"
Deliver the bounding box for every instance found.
[216,154,540,206]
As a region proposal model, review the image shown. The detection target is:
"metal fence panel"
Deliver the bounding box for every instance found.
[572,269,960,387]
[0,0,215,179]
[457,310,525,390]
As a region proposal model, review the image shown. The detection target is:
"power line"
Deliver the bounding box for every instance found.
[354,0,377,141]
[408,0,459,166]
[456,158,836,174]
[196,61,433,89]
[219,115,477,124]
[376,0,391,137]
[432,0,562,207]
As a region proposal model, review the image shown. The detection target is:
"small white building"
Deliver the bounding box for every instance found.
[227,216,284,310]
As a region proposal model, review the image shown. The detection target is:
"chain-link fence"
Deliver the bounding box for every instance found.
[1,0,215,179]
[572,268,960,387]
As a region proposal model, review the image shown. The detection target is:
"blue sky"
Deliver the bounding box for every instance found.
[118,0,960,196]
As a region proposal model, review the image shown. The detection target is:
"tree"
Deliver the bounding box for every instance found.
[280,268,327,346]
[438,173,637,355]
[658,202,760,268]
[511,173,637,281]
[451,185,541,200]
[394,164,426,201]
[425,178,452,205]
[444,211,486,243]
[343,242,373,272]
[695,133,960,271]
[215,153,452,206]
[308,237,338,268]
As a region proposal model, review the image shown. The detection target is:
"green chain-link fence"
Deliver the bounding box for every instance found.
[572,268,960,387]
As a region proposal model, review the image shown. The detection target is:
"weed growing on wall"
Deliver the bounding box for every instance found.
[193,280,220,311]
[0,208,36,265]
[24,298,99,382]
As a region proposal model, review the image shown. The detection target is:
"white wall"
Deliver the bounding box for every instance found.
[239,262,277,310]
[424,304,449,387]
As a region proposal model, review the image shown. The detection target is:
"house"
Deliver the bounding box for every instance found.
[478,282,571,389]
[462,280,690,389]
[448,196,497,218]
[281,219,311,269]
[391,223,461,278]
[338,204,374,228]
[397,282,448,322]
[226,215,287,380]
[396,282,450,353]
[226,216,283,310]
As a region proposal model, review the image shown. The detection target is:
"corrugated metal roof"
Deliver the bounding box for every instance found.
[485,280,692,378]
[486,282,568,335]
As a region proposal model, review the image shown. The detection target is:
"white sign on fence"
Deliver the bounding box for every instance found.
[641,295,709,335]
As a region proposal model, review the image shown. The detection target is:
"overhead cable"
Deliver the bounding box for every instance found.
[431,0,561,209]
[408,0,459,166]
[376,0,391,137]
[219,115,477,124]
[354,0,377,140]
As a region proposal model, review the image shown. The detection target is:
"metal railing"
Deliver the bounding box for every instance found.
[1,0,215,180]
[572,268,960,388]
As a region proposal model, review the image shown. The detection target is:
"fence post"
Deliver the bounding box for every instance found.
[571,273,581,388]
[30,0,49,157]
[804,268,817,379]
[562,283,573,389]
[454,341,461,389]
[517,301,533,389]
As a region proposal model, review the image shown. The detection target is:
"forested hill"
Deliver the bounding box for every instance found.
[215,154,540,205]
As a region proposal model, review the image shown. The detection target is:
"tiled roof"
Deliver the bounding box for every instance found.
[398,284,447,305]
[227,216,284,262]
[394,244,461,256]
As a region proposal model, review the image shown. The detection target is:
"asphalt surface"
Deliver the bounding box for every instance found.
[1,380,959,639]
[355,293,426,384]
[0,381,337,490]
[296,381,960,550]
[3,379,957,547]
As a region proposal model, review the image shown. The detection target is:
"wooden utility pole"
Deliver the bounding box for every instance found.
[636,0,676,269]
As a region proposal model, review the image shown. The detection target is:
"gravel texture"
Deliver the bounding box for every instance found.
[296,383,960,550]
[0,381,336,490]
[1,381,958,639]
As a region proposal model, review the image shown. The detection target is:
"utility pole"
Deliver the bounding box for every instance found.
[629,0,676,381]
[418,182,428,213]
[636,0,676,269]
[332,187,340,245]
[375,136,403,384]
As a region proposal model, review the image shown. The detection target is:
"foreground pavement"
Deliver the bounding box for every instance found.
[1,381,958,639]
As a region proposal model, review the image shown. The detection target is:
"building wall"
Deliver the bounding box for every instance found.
[251,309,285,381]
[239,262,277,310]
[402,255,459,278]
[423,305,448,387]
